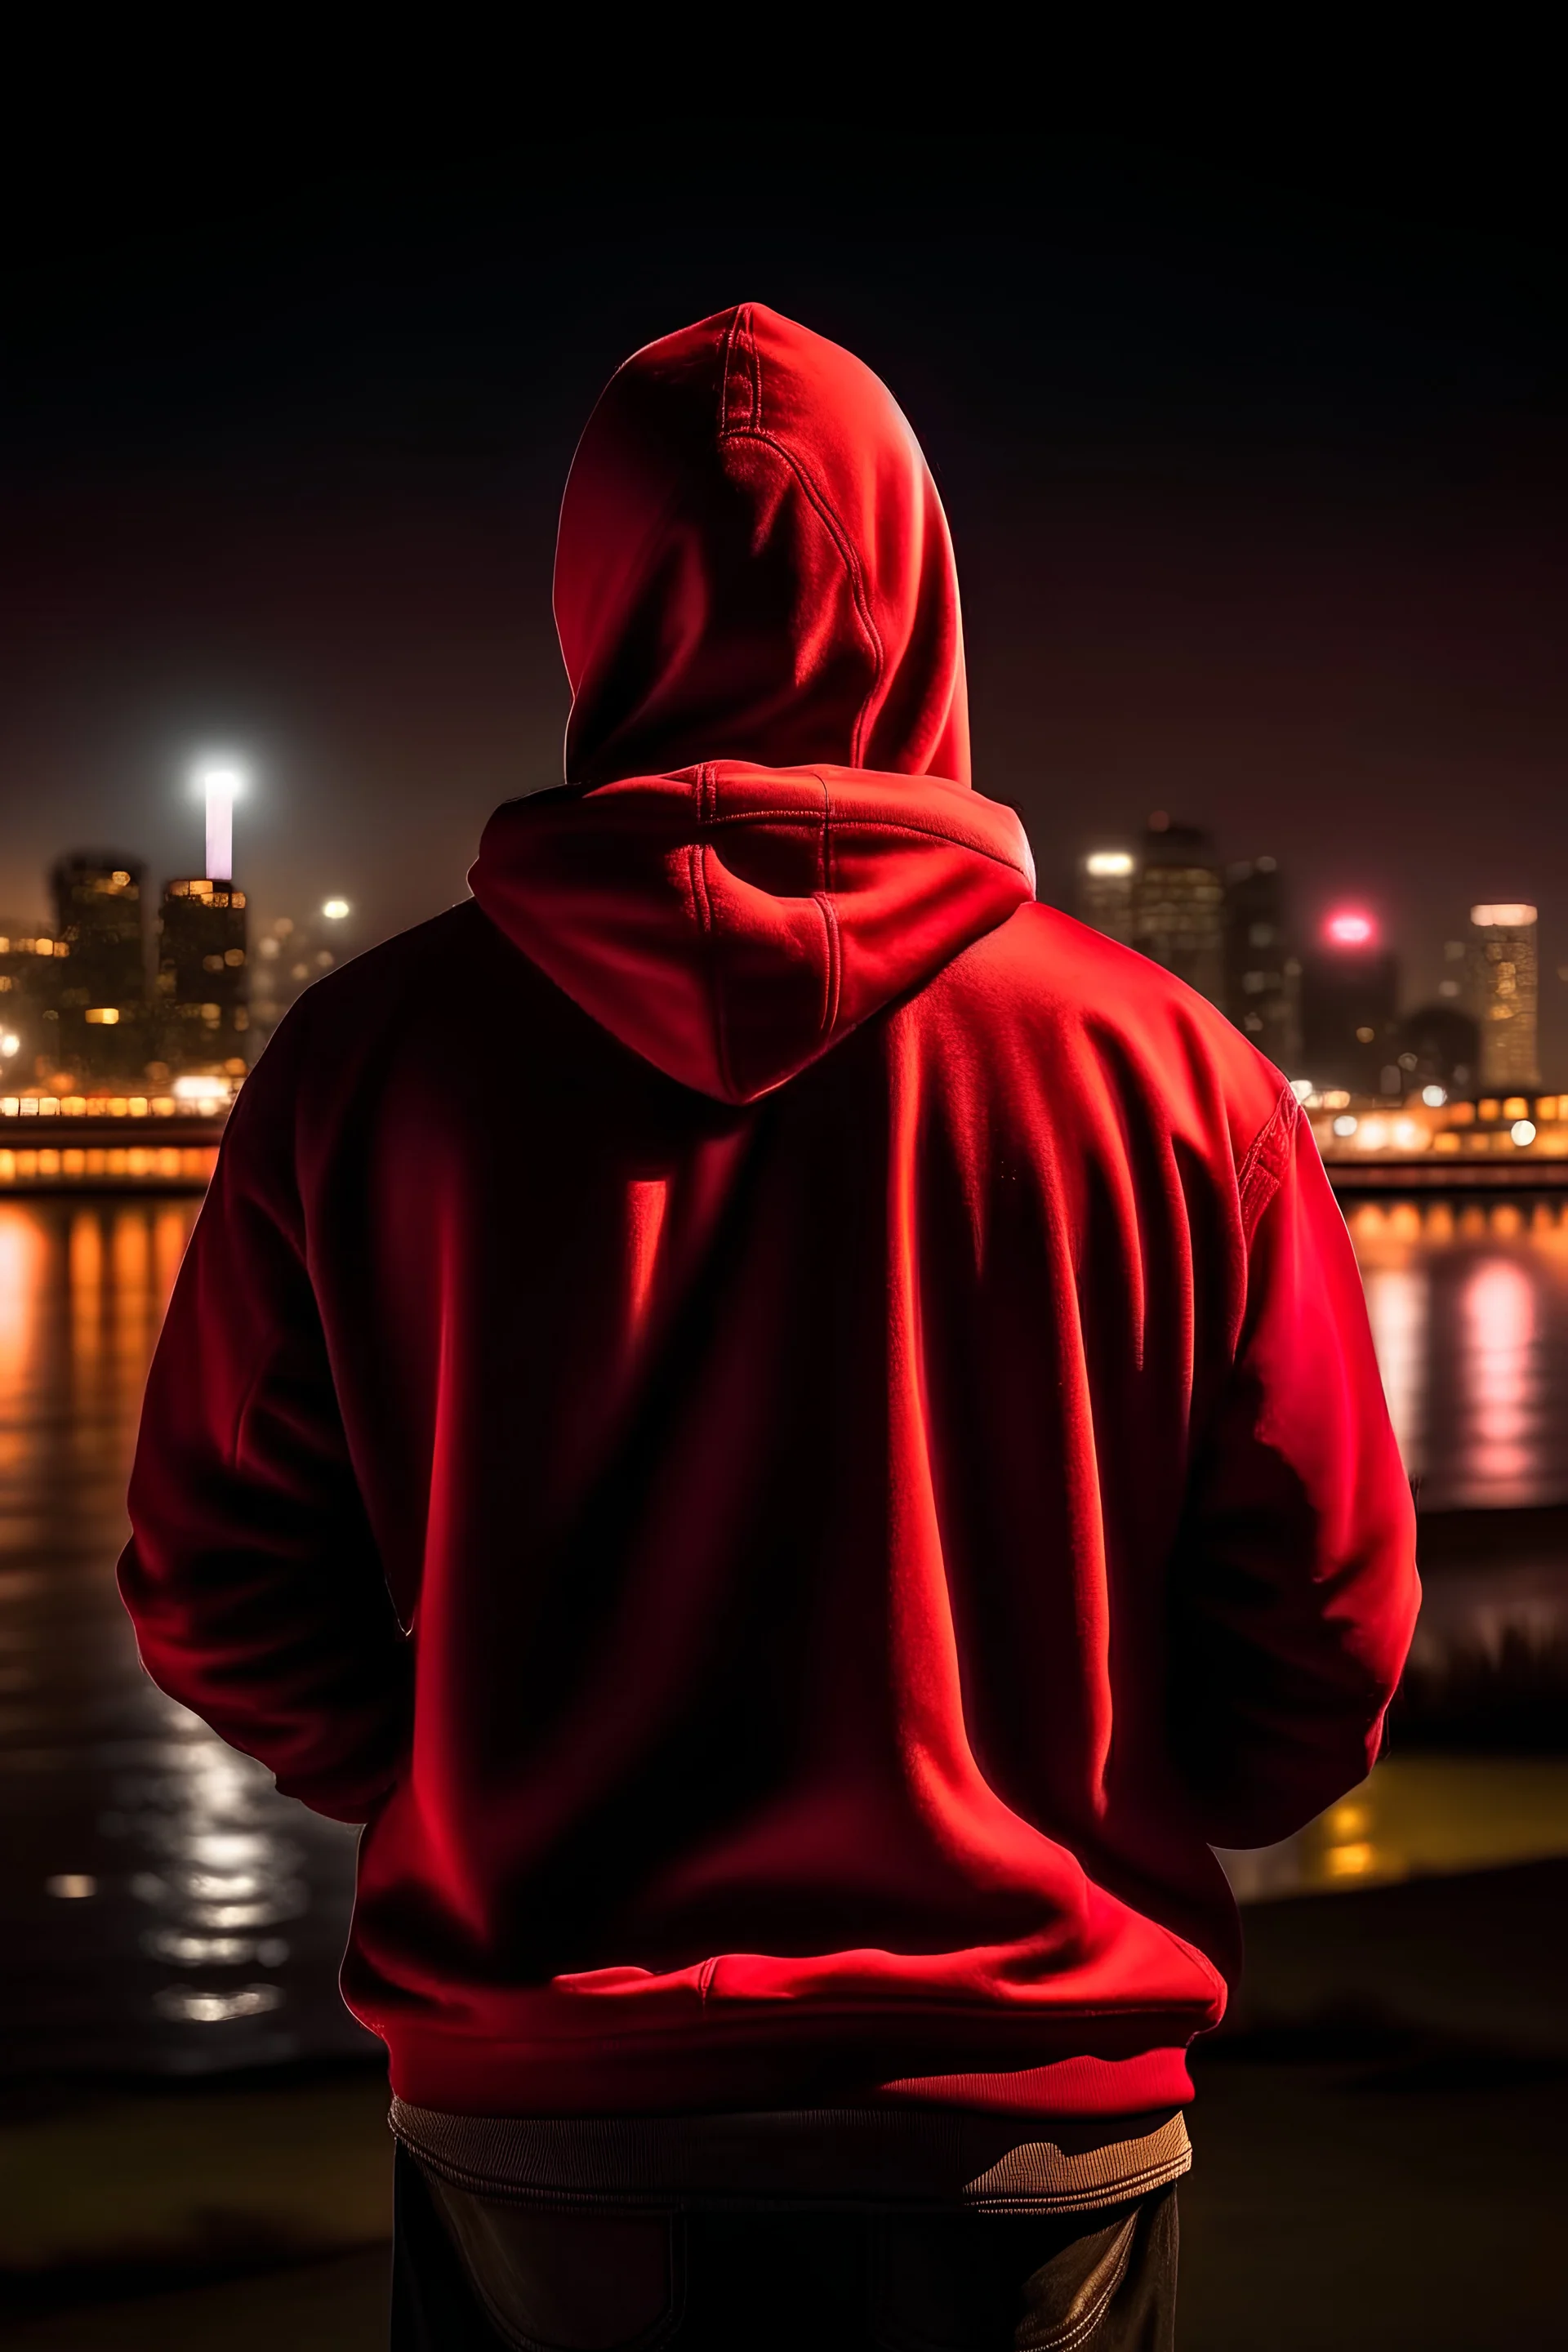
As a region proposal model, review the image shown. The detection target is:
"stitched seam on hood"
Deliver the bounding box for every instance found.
[717,421,886,768]
[814,770,842,1036]
[688,765,737,1102]
[718,304,762,433]
[700,810,1032,880]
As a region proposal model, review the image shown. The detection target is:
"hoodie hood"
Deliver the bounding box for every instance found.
[472,305,1035,1103]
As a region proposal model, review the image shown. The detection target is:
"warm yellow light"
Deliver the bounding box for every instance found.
[1471,904,1537,928]
[1324,1842,1377,1878]
[84,1007,120,1026]
[1084,853,1133,879]
[322,898,350,920]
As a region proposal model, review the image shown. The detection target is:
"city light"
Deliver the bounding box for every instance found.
[1422,1085,1448,1107]
[172,1075,234,1107]
[193,760,246,884]
[321,898,350,920]
[1333,1115,1358,1137]
[1512,1120,1537,1147]
[1085,852,1133,877]
[1471,905,1537,928]
[0,1035,17,1057]
[1325,910,1375,947]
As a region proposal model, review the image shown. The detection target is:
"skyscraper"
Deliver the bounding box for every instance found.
[1470,903,1539,1092]
[1130,817,1226,1007]
[49,853,147,1080]
[1298,915,1401,1095]
[154,879,250,1077]
[0,921,65,1083]
[1076,849,1135,945]
[1223,857,1300,1070]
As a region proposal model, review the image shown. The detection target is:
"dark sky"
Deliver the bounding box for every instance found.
[3,119,1565,1066]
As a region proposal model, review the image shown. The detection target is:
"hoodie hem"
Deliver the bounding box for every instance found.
[380,2022,1199,2120]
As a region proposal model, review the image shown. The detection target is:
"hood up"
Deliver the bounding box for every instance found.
[472,304,1035,1104]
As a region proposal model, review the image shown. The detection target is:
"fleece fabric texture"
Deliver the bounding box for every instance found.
[120,304,1419,2118]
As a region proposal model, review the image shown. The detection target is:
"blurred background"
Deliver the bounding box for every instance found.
[2,92,1566,2349]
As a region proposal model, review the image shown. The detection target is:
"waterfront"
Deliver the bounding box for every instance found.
[2,1189,1567,2077]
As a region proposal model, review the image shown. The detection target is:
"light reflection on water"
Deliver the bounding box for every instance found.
[1349,1195,1568,1508]
[3,1188,1568,2075]
[0,1196,366,2077]
[1218,1755,1568,1901]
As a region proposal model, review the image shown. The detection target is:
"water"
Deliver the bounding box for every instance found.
[0,1199,369,2077]
[2,1189,1567,2076]
[1348,1196,1568,1509]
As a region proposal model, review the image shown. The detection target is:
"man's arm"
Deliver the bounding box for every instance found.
[1170,1102,1420,1849]
[118,1018,409,1823]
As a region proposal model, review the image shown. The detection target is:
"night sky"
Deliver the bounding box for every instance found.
[3,121,1565,1066]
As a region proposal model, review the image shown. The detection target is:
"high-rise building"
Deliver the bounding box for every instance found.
[1470,903,1539,1091]
[1223,857,1300,1070]
[0,921,66,1083]
[1076,849,1135,945]
[1299,914,1401,1095]
[1130,817,1225,1007]
[154,878,250,1077]
[49,853,148,1079]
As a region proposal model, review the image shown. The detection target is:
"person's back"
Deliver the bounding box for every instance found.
[120,305,1419,2349]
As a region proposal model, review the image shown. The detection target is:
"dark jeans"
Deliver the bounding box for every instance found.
[391,2145,1178,2350]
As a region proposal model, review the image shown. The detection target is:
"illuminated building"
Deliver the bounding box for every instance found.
[1130,817,1225,1007]
[1299,912,1400,1095]
[1470,903,1539,1092]
[1223,857,1300,1069]
[0,921,67,1082]
[249,900,354,1042]
[1076,849,1135,944]
[155,880,250,1077]
[49,853,148,1080]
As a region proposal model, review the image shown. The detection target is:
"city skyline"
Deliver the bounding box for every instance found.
[3,136,1566,1069]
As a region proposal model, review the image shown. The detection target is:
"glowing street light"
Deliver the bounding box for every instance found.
[194,760,246,884]
[321,898,350,921]
[1325,910,1375,947]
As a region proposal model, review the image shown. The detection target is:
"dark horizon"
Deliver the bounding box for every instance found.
[5,125,1566,1067]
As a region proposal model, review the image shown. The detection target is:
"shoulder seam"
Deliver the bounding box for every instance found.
[1236,1082,1300,1242]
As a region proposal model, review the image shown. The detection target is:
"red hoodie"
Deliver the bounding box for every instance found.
[120,303,1418,2121]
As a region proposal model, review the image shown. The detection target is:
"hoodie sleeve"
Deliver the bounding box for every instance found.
[118,1014,410,1824]
[1169,1094,1420,1850]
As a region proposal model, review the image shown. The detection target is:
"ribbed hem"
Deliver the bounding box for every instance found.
[383,2025,1196,2121]
[390,2099,1192,2215]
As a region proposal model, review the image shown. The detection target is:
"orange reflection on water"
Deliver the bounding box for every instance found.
[0,1212,47,1468]
[1461,1256,1539,1495]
